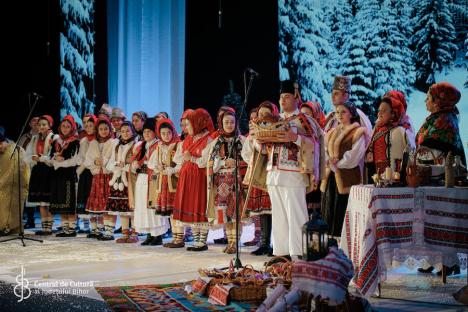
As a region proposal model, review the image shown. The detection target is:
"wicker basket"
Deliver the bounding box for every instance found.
[252,116,290,142]
[230,285,267,303]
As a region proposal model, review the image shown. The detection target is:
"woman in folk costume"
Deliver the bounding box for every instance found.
[416,82,465,277]
[130,117,170,246]
[365,94,410,181]
[416,82,465,166]
[241,101,278,256]
[49,115,80,237]
[132,111,148,141]
[105,121,138,243]
[173,108,215,252]
[163,110,194,248]
[25,115,56,235]
[383,90,416,149]
[321,101,367,238]
[206,108,247,254]
[253,80,325,258]
[76,114,97,233]
[147,118,180,215]
[84,117,116,239]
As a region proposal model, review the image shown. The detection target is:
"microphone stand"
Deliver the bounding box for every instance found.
[0,94,43,246]
[232,69,256,269]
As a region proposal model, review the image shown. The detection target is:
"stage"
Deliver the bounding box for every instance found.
[0,217,466,311]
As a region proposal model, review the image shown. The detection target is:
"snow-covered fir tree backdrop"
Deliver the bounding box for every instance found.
[279,0,467,121]
[60,0,95,127]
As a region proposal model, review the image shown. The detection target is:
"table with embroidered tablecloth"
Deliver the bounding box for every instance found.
[340,185,468,297]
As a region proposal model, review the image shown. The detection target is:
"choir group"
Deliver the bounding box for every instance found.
[0,75,465,263]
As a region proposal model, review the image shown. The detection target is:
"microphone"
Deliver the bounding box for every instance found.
[31,92,43,99]
[246,68,259,77]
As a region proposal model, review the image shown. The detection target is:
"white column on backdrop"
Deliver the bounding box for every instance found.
[107,0,185,125]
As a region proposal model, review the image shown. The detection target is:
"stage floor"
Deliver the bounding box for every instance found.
[0,218,466,311]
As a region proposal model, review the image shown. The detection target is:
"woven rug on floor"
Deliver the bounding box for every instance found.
[96,283,258,312]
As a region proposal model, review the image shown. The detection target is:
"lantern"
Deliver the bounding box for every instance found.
[302,211,331,261]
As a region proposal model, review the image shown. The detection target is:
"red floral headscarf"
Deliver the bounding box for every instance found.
[217,108,237,138]
[301,101,326,128]
[186,108,215,136]
[156,118,180,145]
[429,82,461,114]
[257,101,280,117]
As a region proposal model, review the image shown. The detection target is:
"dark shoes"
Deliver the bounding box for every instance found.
[251,245,273,256]
[87,232,101,239]
[148,235,163,246]
[98,235,115,241]
[187,245,208,252]
[56,232,77,237]
[141,234,154,245]
[437,265,461,276]
[418,265,461,276]
[213,237,228,244]
[35,230,52,236]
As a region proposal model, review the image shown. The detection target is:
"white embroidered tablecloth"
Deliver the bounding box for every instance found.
[340,185,468,297]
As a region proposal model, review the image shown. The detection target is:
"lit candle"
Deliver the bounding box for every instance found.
[385,167,392,180]
[393,171,400,181]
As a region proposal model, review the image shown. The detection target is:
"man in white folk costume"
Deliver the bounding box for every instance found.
[253,80,325,259]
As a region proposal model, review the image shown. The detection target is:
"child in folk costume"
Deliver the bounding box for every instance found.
[365,94,410,181]
[132,111,148,141]
[148,118,180,215]
[242,101,278,256]
[321,101,367,238]
[106,121,138,243]
[25,115,56,235]
[301,101,326,215]
[76,114,97,232]
[383,90,416,149]
[147,119,181,246]
[131,117,170,246]
[206,108,246,254]
[49,115,80,237]
[173,108,215,252]
[85,117,116,239]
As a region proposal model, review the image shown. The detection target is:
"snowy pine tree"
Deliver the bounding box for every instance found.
[411,0,458,91]
[372,0,415,98]
[323,0,353,96]
[279,0,293,81]
[278,0,333,111]
[60,0,95,126]
[465,34,468,88]
[340,0,377,121]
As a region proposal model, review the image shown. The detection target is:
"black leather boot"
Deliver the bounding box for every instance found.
[141,234,153,245]
[251,215,273,256]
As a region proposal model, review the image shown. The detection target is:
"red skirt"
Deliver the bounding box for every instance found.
[86,173,110,213]
[155,175,176,216]
[173,162,208,223]
[245,186,271,215]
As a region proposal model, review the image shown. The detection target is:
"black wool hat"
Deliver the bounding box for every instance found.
[142,117,156,132]
[280,80,296,94]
